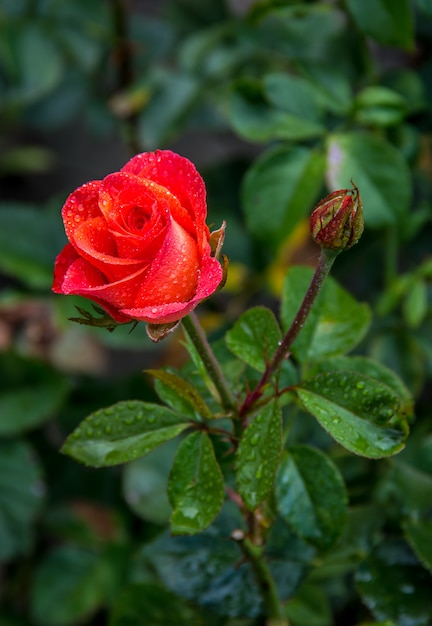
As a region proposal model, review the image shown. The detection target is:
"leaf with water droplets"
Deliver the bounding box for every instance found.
[168,432,224,534]
[225,307,282,372]
[356,539,432,625]
[312,355,414,422]
[236,400,282,510]
[62,401,190,467]
[275,445,347,550]
[296,371,409,458]
[147,369,214,420]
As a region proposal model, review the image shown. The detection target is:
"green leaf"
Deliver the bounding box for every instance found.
[311,356,414,422]
[236,400,282,510]
[403,519,432,573]
[326,132,412,227]
[403,278,428,328]
[285,583,332,626]
[0,204,66,288]
[345,0,414,50]
[147,369,213,420]
[0,146,55,175]
[0,378,69,436]
[242,145,325,243]
[225,306,282,372]
[281,266,371,363]
[109,583,202,626]
[138,72,199,149]
[168,432,224,534]
[276,446,347,550]
[0,440,45,562]
[15,25,63,102]
[140,524,262,618]
[230,81,326,143]
[353,86,407,127]
[392,461,432,515]
[122,440,178,525]
[296,371,409,458]
[299,61,352,115]
[31,546,114,626]
[356,539,432,625]
[139,515,314,618]
[62,402,190,467]
[308,506,382,580]
[263,72,323,121]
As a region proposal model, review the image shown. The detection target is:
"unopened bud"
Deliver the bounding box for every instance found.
[310,182,364,251]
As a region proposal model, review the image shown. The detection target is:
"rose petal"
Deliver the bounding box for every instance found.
[121,253,223,324]
[62,181,103,246]
[53,244,80,293]
[121,150,208,251]
[73,217,144,281]
[98,171,187,258]
[133,219,199,307]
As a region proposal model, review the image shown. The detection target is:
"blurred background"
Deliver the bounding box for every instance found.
[0,0,432,624]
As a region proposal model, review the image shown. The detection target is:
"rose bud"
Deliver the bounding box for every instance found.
[53,150,224,326]
[310,182,364,251]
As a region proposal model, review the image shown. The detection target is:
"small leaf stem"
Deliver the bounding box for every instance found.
[182,312,237,413]
[240,248,340,417]
[240,537,290,626]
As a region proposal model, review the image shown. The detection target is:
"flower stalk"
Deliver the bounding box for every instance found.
[240,248,340,417]
[182,312,237,413]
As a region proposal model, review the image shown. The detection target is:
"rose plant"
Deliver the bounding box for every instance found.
[51,155,417,625]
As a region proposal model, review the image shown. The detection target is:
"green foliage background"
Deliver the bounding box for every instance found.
[0,0,432,624]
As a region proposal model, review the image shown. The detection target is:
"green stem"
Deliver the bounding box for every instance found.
[384,225,398,288]
[240,248,340,417]
[182,312,237,413]
[240,537,290,626]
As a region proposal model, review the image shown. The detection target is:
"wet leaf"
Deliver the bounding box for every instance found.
[276,446,347,549]
[356,539,432,625]
[236,400,282,510]
[225,306,282,372]
[168,432,224,534]
[296,371,409,458]
[62,402,190,467]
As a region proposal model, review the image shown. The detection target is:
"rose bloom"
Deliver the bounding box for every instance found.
[53,150,224,325]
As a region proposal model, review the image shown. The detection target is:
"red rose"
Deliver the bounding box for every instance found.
[53,150,224,325]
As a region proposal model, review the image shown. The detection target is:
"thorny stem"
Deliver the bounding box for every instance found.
[239,248,340,418]
[182,312,237,414]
